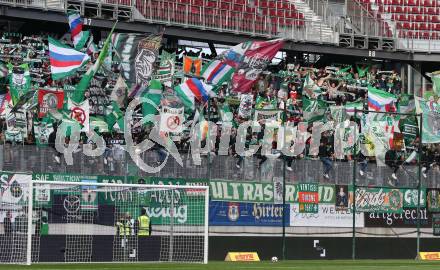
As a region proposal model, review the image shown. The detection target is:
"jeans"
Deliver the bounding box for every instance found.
[156,147,168,163]
[359,159,368,173]
[320,157,333,175]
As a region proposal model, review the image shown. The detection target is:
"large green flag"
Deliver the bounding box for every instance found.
[72,22,117,103]
[302,97,327,122]
[431,71,440,95]
[8,63,31,105]
[415,96,440,143]
[105,101,124,130]
[142,79,163,120]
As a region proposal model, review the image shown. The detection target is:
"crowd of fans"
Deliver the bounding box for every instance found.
[0,31,434,184]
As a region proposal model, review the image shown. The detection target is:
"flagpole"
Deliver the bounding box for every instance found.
[207,98,211,180]
[352,108,357,260]
[416,112,423,259]
[124,77,128,184]
[282,100,287,261]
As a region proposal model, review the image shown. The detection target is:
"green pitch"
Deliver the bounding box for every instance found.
[0,260,440,270]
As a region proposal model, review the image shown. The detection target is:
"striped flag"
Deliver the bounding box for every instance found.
[174,78,213,111]
[48,37,90,80]
[201,60,234,86]
[67,11,90,50]
[367,86,397,112]
[86,35,98,55]
[72,22,117,103]
[345,101,364,117]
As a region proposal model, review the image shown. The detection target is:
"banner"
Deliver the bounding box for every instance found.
[88,75,109,115]
[238,94,253,119]
[209,201,288,226]
[38,89,64,117]
[0,173,32,223]
[34,118,54,146]
[365,208,431,228]
[210,180,335,204]
[415,97,440,143]
[290,204,364,228]
[402,188,426,208]
[297,183,319,213]
[433,214,440,236]
[183,56,202,77]
[155,51,175,87]
[427,189,440,212]
[5,107,27,142]
[351,187,404,213]
[231,39,284,93]
[160,106,184,133]
[112,33,162,86]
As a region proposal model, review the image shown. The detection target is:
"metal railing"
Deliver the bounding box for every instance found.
[1,144,438,188]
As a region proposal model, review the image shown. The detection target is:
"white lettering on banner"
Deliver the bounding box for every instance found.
[101,179,133,202]
[210,181,335,203]
[356,189,386,208]
[368,209,428,226]
[290,204,364,227]
[404,189,425,207]
[145,205,187,224]
[252,204,283,220]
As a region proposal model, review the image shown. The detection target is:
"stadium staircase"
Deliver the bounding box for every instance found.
[288,0,337,43]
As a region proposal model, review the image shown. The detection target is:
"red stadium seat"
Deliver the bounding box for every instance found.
[206,0,217,7]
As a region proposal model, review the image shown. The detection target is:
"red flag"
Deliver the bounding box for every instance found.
[231,39,284,93]
[38,89,64,118]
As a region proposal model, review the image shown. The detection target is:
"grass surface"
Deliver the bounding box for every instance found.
[1,260,440,270]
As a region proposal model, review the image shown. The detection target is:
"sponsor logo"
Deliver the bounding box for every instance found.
[228,202,240,222]
[63,195,80,214]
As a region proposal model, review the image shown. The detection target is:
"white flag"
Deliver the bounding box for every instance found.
[68,98,90,132]
[160,106,184,133]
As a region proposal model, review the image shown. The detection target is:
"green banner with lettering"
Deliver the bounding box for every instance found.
[350,187,404,213]
[209,180,335,204]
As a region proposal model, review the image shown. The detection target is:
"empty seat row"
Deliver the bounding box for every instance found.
[135,0,306,34]
[370,0,439,6]
[379,5,440,14]
[390,14,440,22]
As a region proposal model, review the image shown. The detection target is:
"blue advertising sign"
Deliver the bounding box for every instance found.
[209,201,289,226]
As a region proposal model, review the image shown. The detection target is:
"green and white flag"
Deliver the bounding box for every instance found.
[398,93,415,116]
[105,101,124,130]
[34,117,54,146]
[431,71,440,95]
[141,79,163,124]
[302,97,327,122]
[330,105,347,123]
[345,101,364,117]
[72,22,117,103]
[90,116,109,133]
[303,73,321,98]
[219,101,233,122]
[415,96,440,143]
[155,51,176,87]
[8,63,31,105]
[111,75,127,108]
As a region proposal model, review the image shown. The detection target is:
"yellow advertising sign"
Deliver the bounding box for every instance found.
[225,252,260,262]
[419,252,440,260]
